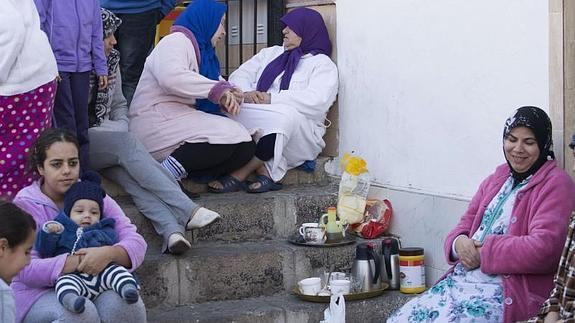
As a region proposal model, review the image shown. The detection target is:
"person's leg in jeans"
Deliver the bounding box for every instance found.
[101,165,188,253]
[23,291,100,323]
[114,10,159,105]
[89,130,198,216]
[88,130,218,253]
[70,72,91,172]
[53,72,77,144]
[93,290,146,323]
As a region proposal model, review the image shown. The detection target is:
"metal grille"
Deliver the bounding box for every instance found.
[217,0,285,78]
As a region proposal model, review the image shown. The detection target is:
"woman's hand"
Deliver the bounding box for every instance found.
[62,254,82,274]
[454,236,482,270]
[220,90,241,115]
[243,91,271,104]
[75,246,114,275]
[231,88,244,105]
[98,75,108,90]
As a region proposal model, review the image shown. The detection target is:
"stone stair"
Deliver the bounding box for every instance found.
[104,158,412,322]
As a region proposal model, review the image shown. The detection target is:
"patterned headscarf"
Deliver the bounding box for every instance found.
[88,9,121,127]
[503,106,554,184]
[101,8,122,38]
[256,8,331,92]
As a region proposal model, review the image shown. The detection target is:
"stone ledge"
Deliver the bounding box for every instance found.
[117,183,339,249]
[147,291,413,323]
[137,238,392,308]
[102,157,333,198]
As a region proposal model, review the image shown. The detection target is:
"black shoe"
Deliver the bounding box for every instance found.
[179,182,200,199]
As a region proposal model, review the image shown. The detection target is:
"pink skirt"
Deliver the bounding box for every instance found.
[0,80,56,200]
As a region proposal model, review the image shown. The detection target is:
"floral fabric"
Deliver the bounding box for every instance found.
[388,176,528,323]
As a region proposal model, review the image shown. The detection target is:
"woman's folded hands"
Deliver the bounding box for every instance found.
[219,89,242,115]
[455,236,483,270]
[243,90,270,104]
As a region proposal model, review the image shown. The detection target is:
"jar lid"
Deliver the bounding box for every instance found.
[399,247,424,256]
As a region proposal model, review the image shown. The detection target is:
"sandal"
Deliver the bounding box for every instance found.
[246,175,283,193]
[208,175,246,193]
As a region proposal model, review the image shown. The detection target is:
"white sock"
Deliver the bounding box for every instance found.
[161,156,188,181]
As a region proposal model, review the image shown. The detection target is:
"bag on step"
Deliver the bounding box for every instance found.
[351,198,393,239]
[337,153,370,225]
[320,293,345,323]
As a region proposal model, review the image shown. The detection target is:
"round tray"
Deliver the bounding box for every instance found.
[292,283,388,303]
[287,233,356,247]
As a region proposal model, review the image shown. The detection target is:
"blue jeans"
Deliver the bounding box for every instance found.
[114,9,161,105]
[88,129,199,252]
[53,71,91,173]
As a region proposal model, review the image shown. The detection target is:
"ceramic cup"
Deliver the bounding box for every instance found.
[330,279,351,295]
[304,227,326,244]
[298,277,322,295]
[329,272,347,281]
[299,223,320,237]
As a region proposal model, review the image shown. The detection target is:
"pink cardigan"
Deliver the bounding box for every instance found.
[12,181,147,322]
[443,160,575,323]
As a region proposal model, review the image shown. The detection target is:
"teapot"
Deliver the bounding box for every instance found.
[381,236,401,290]
[319,207,346,243]
[351,243,381,292]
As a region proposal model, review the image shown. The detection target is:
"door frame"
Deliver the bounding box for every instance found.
[551,0,575,175]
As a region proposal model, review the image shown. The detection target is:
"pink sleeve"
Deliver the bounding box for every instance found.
[480,172,575,275]
[14,252,67,288]
[102,196,147,271]
[12,193,68,287]
[443,175,491,265]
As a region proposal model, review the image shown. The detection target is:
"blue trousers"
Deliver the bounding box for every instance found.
[114,9,161,105]
[53,71,90,173]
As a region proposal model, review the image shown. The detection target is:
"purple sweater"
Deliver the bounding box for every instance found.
[33,0,107,75]
[12,181,147,322]
[443,160,575,323]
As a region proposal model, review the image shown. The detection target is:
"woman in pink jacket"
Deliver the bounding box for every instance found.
[388,106,575,323]
[12,128,147,322]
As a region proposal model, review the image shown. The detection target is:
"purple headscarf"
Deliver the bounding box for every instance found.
[256,8,331,92]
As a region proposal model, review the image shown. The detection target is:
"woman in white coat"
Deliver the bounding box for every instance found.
[209,7,338,193]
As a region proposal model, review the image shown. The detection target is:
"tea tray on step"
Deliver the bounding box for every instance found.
[292,283,388,303]
[287,233,356,247]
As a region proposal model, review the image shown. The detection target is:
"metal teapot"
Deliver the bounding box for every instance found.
[350,243,381,292]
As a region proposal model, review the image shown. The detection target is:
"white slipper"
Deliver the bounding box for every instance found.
[186,207,221,230]
[167,233,191,255]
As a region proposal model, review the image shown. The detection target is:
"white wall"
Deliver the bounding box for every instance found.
[335,0,549,198]
[334,0,549,283]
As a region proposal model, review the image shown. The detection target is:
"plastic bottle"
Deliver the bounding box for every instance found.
[399,247,426,294]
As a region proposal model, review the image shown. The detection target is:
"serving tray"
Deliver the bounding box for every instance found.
[292,283,388,303]
[287,233,355,247]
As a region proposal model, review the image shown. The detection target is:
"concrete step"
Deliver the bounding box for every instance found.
[136,238,389,309]
[146,292,414,323]
[102,157,332,197]
[118,183,339,249]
